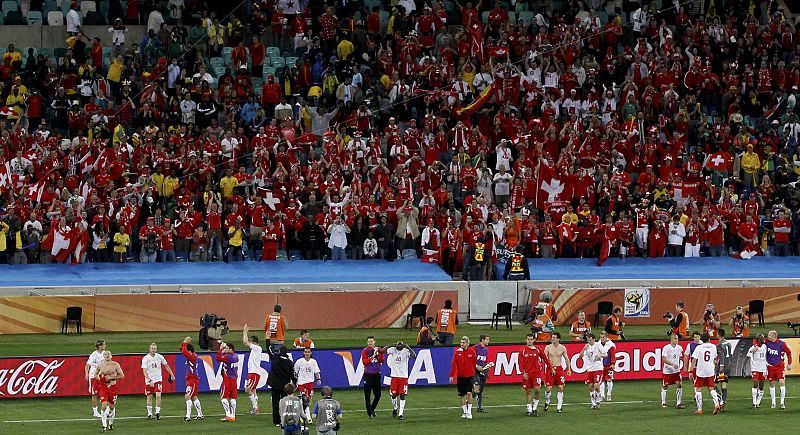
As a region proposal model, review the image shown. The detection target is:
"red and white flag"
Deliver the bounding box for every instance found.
[0,162,11,193]
[25,179,47,203]
[536,162,564,208]
[257,188,283,211]
[0,106,19,117]
[703,152,729,171]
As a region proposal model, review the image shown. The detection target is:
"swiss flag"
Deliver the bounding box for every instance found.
[0,162,11,193]
[256,188,283,211]
[703,152,729,171]
[25,179,48,203]
[536,161,564,209]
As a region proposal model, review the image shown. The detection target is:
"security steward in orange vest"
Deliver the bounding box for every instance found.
[503,245,530,280]
[417,317,436,346]
[435,299,458,345]
[264,304,288,353]
[604,306,625,340]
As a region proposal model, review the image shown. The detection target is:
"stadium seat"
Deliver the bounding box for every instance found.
[61,306,82,334]
[491,302,513,330]
[405,303,427,330]
[5,9,23,24]
[597,11,609,25]
[270,56,285,69]
[2,1,18,14]
[378,10,389,27]
[262,66,276,79]
[285,56,298,69]
[80,0,95,17]
[594,301,613,326]
[481,11,489,24]
[26,10,42,25]
[47,10,63,25]
[749,299,765,326]
[266,46,280,58]
[518,11,534,26]
[508,11,515,24]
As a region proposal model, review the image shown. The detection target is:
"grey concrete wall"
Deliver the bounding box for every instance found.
[0,25,146,50]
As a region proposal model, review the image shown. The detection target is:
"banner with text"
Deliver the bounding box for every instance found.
[3,338,798,399]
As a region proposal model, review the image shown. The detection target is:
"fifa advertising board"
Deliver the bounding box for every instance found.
[2,339,798,398]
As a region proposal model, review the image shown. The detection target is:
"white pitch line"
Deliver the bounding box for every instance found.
[4,396,797,424]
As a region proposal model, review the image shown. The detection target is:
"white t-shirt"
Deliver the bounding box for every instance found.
[87,350,104,378]
[141,353,168,383]
[583,343,604,372]
[387,347,412,378]
[662,344,683,374]
[294,358,320,385]
[749,344,768,374]
[247,343,263,374]
[691,343,718,378]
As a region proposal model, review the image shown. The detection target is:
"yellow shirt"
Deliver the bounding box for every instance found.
[0,221,9,251]
[107,60,124,83]
[5,94,25,119]
[741,151,760,174]
[337,39,354,60]
[113,232,130,253]
[561,212,578,225]
[3,51,21,64]
[227,226,243,247]
[219,176,238,198]
[208,25,225,45]
[152,173,179,197]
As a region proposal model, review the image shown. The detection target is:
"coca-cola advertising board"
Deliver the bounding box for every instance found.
[2,339,797,399]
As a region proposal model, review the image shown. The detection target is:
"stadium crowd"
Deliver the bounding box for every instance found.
[0,0,800,275]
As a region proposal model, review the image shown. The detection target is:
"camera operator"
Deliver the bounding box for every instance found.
[729,306,750,337]
[528,303,555,342]
[701,304,721,339]
[569,310,592,342]
[664,302,690,339]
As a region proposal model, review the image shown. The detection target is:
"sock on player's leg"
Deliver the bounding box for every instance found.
[221,399,231,417]
[155,406,161,415]
[695,392,703,411]
[721,387,727,403]
[661,388,667,404]
[752,388,758,405]
[710,389,720,406]
[101,407,108,428]
[557,392,564,410]
[230,399,236,416]
[392,397,398,410]
[193,398,203,416]
[757,389,764,405]
[545,391,551,404]
[109,408,115,425]
[399,399,406,416]
[527,403,532,412]
[147,405,153,416]
[186,400,192,417]
[477,393,482,408]
[466,403,472,413]
[462,404,467,414]
[599,383,605,398]
[780,386,786,405]
[607,381,613,398]
[93,406,99,416]
[533,399,539,411]
[677,387,683,405]
[770,386,776,405]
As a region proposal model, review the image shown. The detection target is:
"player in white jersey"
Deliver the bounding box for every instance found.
[661,334,685,408]
[141,342,175,419]
[578,333,607,410]
[383,341,417,420]
[597,331,615,401]
[85,340,106,417]
[749,334,768,408]
[294,347,322,422]
[242,324,264,414]
[689,332,721,415]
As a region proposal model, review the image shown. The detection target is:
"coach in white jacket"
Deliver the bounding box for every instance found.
[666,216,686,257]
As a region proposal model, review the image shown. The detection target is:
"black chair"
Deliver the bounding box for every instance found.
[491,302,513,330]
[405,304,428,330]
[595,301,614,326]
[62,306,82,334]
[749,300,765,326]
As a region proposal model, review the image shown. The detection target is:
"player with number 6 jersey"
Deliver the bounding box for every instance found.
[689,333,721,415]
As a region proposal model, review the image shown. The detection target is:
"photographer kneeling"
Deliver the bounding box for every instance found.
[701,304,721,339]
[664,302,690,339]
[729,306,750,337]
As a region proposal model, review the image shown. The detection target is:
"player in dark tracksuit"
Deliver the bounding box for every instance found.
[715,329,732,410]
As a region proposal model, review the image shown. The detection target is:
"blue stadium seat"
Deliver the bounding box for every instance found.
[26,10,42,25]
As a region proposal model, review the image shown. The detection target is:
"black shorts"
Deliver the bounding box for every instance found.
[472,372,487,388]
[457,377,473,396]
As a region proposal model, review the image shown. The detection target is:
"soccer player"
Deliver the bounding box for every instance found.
[383,341,417,420]
[579,332,607,409]
[749,334,768,409]
[661,334,685,408]
[688,332,721,415]
[569,311,591,341]
[450,336,477,419]
[766,330,793,409]
[312,386,342,434]
[544,332,571,413]
[519,333,544,416]
[295,347,322,422]
[85,339,106,418]
[293,329,315,349]
[473,334,493,412]
[96,350,125,432]
[597,331,616,401]
[361,336,385,418]
[180,336,204,421]
[243,324,264,415]
[715,328,732,410]
[141,342,175,420]
[683,331,702,385]
[217,342,240,422]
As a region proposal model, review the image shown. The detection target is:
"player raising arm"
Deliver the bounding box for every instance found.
[688,332,721,415]
[217,342,240,422]
[543,332,571,413]
[383,341,417,420]
[243,324,264,415]
[180,336,204,421]
[142,343,175,420]
[579,333,607,410]
[85,340,106,418]
[661,334,685,409]
[450,336,478,419]
[96,351,125,432]
[766,330,793,410]
[749,334,768,409]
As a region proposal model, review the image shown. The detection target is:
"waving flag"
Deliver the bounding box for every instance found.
[536,162,564,208]
[456,83,494,117]
[703,152,729,171]
[0,162,11,193]
[25,179,47,203]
